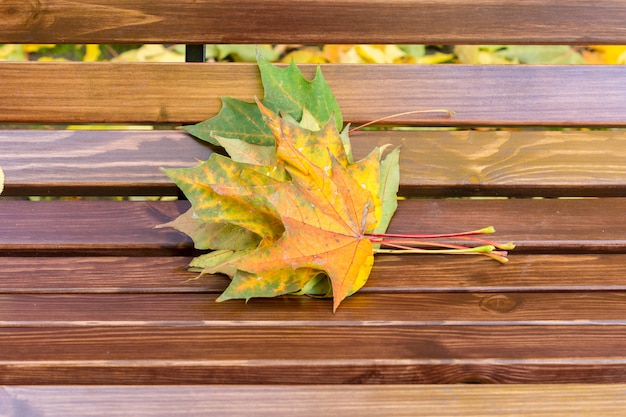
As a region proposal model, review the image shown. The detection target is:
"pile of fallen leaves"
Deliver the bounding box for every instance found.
[5,43,626,64]
[162,56,512,311]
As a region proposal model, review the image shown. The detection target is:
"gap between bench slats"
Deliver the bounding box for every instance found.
[2,254,626,293]
[3,64,626,126]
[2,384,626,417]
[1,325,626,384]
[0,199,625,255]
[3,0,626,44]
[3,130,626,197]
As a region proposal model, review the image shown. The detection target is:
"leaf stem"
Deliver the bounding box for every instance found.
[375,245,495,255]
[367,226,495,240]
[368,226,511,263]
[349,109,455,133]
[457,236,516,251]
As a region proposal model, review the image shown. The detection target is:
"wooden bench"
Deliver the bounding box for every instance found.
[2,0,626,415]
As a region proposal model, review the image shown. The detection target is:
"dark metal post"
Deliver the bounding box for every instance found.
[185,45,206,62]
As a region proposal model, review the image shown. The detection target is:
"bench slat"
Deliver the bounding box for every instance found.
[3,64,626,126]
[2,384,626,417]
[3,254,626,293]
[3,292,626,324]
[0,200,191,256]
[3,0,626,44]
[1,130,213,196]
[3,130,626,197]
[1,325,626,383]
[1,200,625,255]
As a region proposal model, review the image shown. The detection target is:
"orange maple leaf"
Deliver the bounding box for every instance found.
[210,103,379,311]
[226,153,376,312]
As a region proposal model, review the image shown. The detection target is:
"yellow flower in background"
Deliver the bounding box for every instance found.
[82,44,102,62]
[281,44,453,64]
[591,46,626,64]
[22,44,56,53]
[37,57,69,62]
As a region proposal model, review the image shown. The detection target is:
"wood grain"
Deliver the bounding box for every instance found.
[0,130,215,196]
[2,385,626,417]
[3,254,626,293]
[3,64,626,126]
[2,0,626,397]
[3,0,626,44]
[0,200,192,256]
[1,199,625,255]
[1,325,626,383]
[3,129,626,197]
[3,292,626,324]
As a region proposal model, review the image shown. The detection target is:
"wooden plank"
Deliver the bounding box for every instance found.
[4,360,626,384]
[389,198,626,253]
[3,64,626,126]
[0,200,192,256]
[1,325,626,383]
[1,199,625,255]
[2,384,626,417]
[386,130,626,198]
[0,257,202,292]
[0,130,214,196]
[3,129,626,197]
[3,254,626,293]
[3,0,626,44]
[3,292,626,324]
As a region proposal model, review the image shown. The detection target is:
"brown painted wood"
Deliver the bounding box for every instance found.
[3,129,626,197]
[1,199,625,255]
[3,0,626,44]
[4,361,626,384]
[3,292,626,324]
[0,257,204,292]
[3,254,626,293]
[381,130,626,198]
[3,0,626,395]
[0,200,192,256]
[1,325,626,383]
[3,385,626,417]
[0,130,214,196]
[3,64,626,126]
[389,198,626,254]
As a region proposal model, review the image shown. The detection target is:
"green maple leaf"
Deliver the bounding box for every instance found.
[183,54,342,147]
[258,57,342,131]
[184,98,273,146]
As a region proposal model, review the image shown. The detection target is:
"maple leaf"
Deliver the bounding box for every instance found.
[213,104,379,311]
[229,186,375,311]
[162,153,288,246]
[183,55,341,147]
